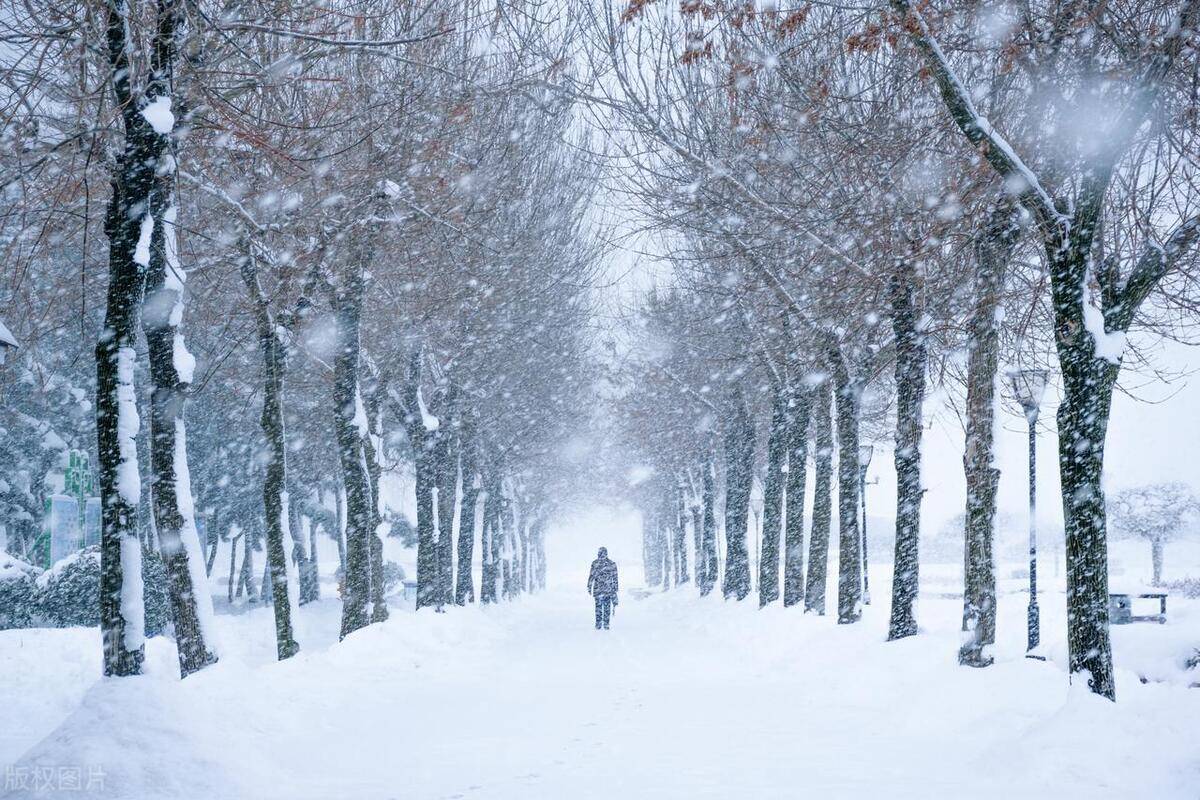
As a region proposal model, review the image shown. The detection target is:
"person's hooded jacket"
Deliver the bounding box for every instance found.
[588,548,619,597]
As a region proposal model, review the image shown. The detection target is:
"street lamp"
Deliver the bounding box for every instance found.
[1010,368,1049,656]
[858,443,874,605]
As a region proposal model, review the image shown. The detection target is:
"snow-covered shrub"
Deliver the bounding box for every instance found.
[36,546,101,627]
[386,514,417,547]
[140,550,172,636]
[382,561,406,596]
[34,544,172,635]
[1164,577,1200,599]
[0,552,42,629]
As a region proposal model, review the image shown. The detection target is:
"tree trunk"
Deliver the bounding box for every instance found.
[642,507,659,587]
[480,466,501,604]
[97,271,145,663]
[238,531,256,602]
[241,255,299,659]
[700,455,718,596]
[759,382,787,607]
[405,352,440,611]
[827,343,864,625]
[433,386,459,607]
[888,259,928,640]
[364,377,388,623]
[959,202,1018,667]
[659,506,673,591]
[334,255,373,640]
[1057,345,1119,696]
[722,390,754,600]
[334,485,346,575]
[455,417,479,604]
[204,509,219,577]
[227,532,241,604]
[1151,538,1164,586]
[805,377,834,614]
[674,483,689,584]
[305,516,321,603]
[286,483,314,606]
[534,518,547,590]
[143,212,220,676]
[783,387,811,608]
[98,0,185,678]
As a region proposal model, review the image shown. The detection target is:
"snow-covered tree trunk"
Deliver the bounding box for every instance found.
[285,484,314,606]
[455,417,479,604]
[1055,303,1120,694]
[758,382,787,607]
[240,254,299,659]
[364,378,387,623]
[700,454,718,596]
[827,342,864,625]
[673,483,689,584]
[888,259,927,641]
[805,377,833,615]
[641,506,659,588]
[722,389,754,600]
[97,0,183,678]
[783,386,811,608]
[480,465,501,604]
[533,518,547,591]
[433,386,459,607]
[138,84,219,677]
[402,350,440,610]
[659,506,673,591]
[334,256,373,639]
[959,202,1018,667]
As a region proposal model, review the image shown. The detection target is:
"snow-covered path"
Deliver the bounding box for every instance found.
[5,570,1200,800]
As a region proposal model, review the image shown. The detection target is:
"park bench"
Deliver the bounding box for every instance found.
[1108,592,1167,624]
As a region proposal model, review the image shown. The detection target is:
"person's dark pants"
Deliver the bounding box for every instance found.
[594,594,613,629]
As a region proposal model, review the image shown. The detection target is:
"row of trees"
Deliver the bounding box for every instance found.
[595,0,1200,700]
[1,0,599,676]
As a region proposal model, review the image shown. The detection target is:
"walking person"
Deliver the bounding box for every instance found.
[587,547,619,630]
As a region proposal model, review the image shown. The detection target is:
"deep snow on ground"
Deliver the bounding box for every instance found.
[2,509,1199,799]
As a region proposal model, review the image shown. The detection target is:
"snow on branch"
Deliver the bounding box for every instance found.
[888,0,1063,229]
[1109,215,1200,331]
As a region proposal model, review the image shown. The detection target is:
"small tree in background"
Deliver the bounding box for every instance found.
[1108,483,1200,586]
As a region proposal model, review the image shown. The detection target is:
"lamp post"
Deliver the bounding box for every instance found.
[858,443,874,605]
[1010,369,1049,656]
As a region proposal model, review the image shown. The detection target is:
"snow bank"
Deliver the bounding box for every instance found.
[3,508,1198,799]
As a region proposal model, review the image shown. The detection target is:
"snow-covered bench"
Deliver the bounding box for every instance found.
[1109,592,1167,624]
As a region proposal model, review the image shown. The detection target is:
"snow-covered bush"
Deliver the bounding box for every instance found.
[1164,577,1200,599]
[141,550,173,636]
[386,514,417,547]
[382,561,406,596]
[36,547,100,627]
[0,552,42,629]
[34,545,172,635]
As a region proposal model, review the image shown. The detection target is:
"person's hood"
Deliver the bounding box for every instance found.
[597,547,608,559]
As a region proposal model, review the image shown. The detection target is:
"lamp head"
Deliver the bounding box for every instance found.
[1009,369,1049,417]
